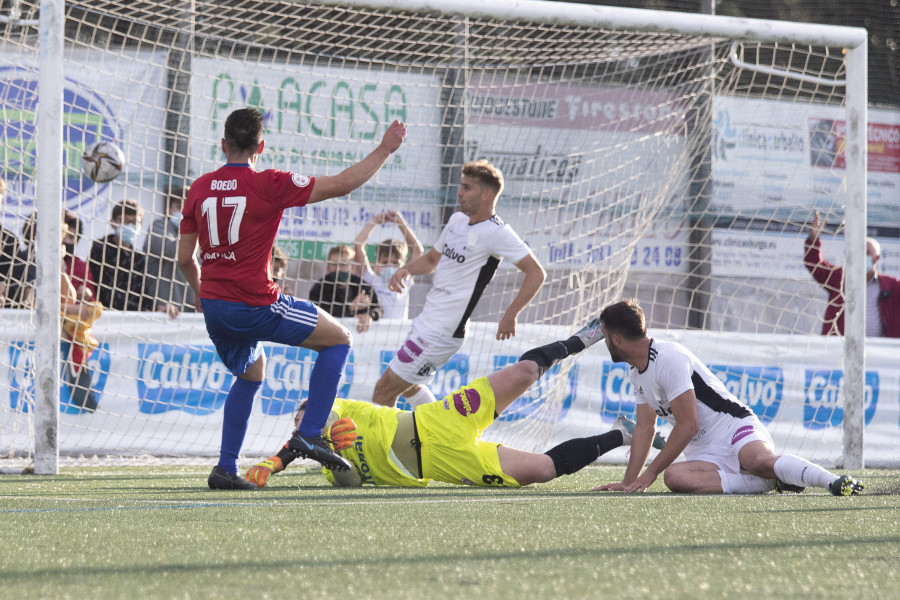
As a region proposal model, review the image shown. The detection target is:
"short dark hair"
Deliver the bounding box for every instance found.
[224,108,264,152]
[111,198,143,224]
[63,210,83,240]
[600,298,646,340]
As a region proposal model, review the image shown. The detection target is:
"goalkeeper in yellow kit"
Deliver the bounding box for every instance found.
[245,317,665,488]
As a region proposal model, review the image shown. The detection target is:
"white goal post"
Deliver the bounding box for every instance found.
[1,0,881,475]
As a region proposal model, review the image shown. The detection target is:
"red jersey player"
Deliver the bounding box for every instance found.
[178,108,406,489]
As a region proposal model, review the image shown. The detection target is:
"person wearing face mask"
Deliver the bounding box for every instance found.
[353,210,423,321]
[63,210,96,302]
[89,198,179,318]
[309,244,382,332]
[804,212,900,337]
[144,189,195,312]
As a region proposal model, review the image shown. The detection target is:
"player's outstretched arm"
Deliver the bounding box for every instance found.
[309,120,406,204]
[497,254,546,340]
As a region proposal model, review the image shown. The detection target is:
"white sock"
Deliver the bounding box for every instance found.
[773,455,836,489]
[719,471,775,494]
[404,386,436,408]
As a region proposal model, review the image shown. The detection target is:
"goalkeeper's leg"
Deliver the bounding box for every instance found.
[489,316,604,415]
[498,429,626,486]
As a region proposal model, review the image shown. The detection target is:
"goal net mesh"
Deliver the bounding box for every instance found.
[1,0,886,469]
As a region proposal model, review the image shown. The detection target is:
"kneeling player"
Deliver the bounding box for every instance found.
[246,317,664,488]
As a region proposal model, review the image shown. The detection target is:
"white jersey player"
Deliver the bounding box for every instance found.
[372,160,546,408]
[593,298,863,497]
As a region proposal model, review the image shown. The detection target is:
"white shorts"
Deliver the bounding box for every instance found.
[387,321,465,386]
[682,416,774,475]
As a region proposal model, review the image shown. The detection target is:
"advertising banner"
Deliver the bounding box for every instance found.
[2,313,897,468]
[711,97,900,226]
[465,82,692,273]
[0,51,168,255]
[189,58,446,248]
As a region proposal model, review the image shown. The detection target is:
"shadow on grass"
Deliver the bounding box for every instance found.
[0,534,898,582]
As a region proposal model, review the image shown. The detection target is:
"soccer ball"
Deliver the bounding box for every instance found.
[81,141,125,183]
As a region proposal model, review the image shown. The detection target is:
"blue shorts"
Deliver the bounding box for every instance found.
[201,295,319,376]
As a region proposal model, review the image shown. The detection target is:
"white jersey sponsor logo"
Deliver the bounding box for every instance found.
[291,173,311,188]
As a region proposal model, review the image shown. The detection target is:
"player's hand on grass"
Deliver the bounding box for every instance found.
[593,472,656,493]
[244,456,284,488]
[328,417,358,451]
[622,471,657,492]
[592,481,627,492]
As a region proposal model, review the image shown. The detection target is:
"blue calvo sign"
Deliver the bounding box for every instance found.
[258,346,354,416]
[708,365,783,423]
[7,341,111,414]
[137,344,354,416]
[803,369,879,429]
[599,361,636,420]
[601,361,784,423]
[379,350,468,411]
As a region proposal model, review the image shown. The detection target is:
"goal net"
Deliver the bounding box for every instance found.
[1,0,888,471]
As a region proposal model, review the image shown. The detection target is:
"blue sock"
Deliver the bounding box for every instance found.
[217,377,263,473]
[298,343,350,437]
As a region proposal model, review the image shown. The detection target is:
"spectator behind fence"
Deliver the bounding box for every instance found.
[59,216,103,412]
[89,198,179,318]
[4,211,37,308]
[63,210,96,301]
[309,244,382,333]
[803,212,900,337]
[0,178,19,304]
[144,188,195,312]
[353,210,423,320]
[271,245,294,296]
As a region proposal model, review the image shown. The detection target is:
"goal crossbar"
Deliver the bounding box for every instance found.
[308,0,867,48]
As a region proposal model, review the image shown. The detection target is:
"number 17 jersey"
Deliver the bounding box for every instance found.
[181,163,315,306]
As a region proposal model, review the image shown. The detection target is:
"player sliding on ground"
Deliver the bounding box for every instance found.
[592,299,864,497]
[245,317,665,488]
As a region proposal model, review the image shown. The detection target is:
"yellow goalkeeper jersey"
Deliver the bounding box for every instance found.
[323,398,428,488]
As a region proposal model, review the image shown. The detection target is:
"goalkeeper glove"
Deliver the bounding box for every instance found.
[328,417,358,451]
[244,456,284,488]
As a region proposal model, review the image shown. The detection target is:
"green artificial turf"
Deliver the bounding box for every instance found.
[1,466,897,599]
